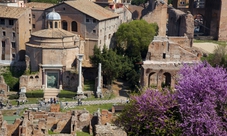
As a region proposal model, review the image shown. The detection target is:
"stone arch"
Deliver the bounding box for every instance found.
[35,75,39,78]
[148,72,157,87]
[30,76,33,79]
[162,72,171,87]
[71,21,78,32]
[62,20,68,30]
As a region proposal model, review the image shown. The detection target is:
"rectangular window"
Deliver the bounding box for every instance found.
[86,18,89,22]
[93,30,96,33]
[32,24,35,28]
[13,32,15,37]
[0,19,5,25]
[2,41,5,48]
[9,19,14,25]
[32,14,35,18]
[3,31,6,36]
[12,42,16,48]
[163,53,166,59]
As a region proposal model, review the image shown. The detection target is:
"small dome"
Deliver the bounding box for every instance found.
[46,9,61,21]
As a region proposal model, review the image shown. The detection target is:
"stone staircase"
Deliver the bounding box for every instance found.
[44,88,60,101]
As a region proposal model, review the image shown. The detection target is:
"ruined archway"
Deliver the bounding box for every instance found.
[148,72,157,88]
[162,72,171,88]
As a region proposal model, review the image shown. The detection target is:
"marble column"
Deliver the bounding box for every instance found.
[59,69,63,90]
[96,63,103,98]
[42,69,45,89]
[77,54,84,94]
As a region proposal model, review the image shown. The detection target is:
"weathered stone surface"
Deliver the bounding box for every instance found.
[50,104,60,112]
[95,123,127,136]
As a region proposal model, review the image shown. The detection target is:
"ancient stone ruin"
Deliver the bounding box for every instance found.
[0,107,126,136]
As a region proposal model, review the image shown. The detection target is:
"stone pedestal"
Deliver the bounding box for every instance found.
[18,87,27,102]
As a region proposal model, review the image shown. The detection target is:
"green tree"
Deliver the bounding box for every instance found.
[90,45,132,85]
[115,20,158,90]
[131,0,149,7]
[116,20,158,59]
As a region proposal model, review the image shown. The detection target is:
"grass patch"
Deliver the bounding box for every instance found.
[193,39,226,46]
[76,131,92,136]
[1,110,17,116]
[63,103,113,113]
[84,80,95,91]
[58,90,76,98]
[48,130,60,134]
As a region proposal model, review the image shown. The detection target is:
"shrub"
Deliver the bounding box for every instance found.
[58,90,76,98]
[26,90,44,98]
[116,89,181,136]
[8,94,19,100]
[2,67,19,91]
[176,62,227,135]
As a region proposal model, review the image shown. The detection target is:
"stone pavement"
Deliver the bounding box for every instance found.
[0,97,128,111]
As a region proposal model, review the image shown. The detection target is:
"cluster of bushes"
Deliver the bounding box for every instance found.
[117,62,227,136]
[25,91,44,98]
[58,90,76,98]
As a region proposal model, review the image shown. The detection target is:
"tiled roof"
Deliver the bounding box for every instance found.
[31,28,75,38]
[0,6,30,19]
[26,2,55,10]
[64,0,118,21]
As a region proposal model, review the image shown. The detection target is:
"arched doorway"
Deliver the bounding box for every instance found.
[62,20,67,30]
[148,72,157,88]
[162,72,171,88]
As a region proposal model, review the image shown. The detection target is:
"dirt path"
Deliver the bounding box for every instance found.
[193,42,218,54]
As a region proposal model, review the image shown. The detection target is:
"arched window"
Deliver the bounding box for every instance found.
[55,22,58,28]
[62,20,67,30]
[71,21,77,32]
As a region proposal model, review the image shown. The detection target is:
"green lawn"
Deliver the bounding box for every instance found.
[3,115,20,124]
[76,131,92,136]
[62,103,113,113]
[84,80,95,91]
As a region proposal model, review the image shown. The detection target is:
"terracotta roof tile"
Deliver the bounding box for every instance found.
[26,2,55,10]
[0,5,30,19]
[64,0,118,21]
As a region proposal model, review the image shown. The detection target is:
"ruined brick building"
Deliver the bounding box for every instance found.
[0,6,31,64]
[0,108,126,136]
[140,0,201,89]
[172,0,227,41]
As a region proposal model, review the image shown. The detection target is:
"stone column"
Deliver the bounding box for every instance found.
[42,69,45,89]
[77,54,84,94]
[96,63,103,98]
[59,69,63,90]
